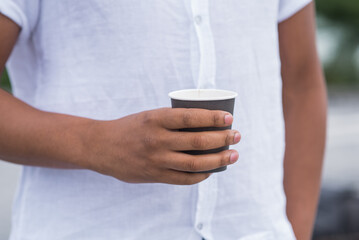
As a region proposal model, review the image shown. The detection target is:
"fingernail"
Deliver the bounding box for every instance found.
[229,151,239,164]
[233,132,241,143]
[224,114,233,125]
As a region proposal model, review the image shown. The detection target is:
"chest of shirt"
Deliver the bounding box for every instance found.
[34,0,280,51]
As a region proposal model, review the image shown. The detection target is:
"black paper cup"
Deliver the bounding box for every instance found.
[169,89,237,173]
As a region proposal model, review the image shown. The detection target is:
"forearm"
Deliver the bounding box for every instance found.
[278,3,327,239]
[0,14,91,168]
[283,74,327,239]
[0,89,94,168]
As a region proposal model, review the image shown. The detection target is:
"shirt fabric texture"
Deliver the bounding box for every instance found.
[0,0,311,239]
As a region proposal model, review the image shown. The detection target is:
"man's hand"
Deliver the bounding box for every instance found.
[83,108,240,185]
[0,92,240,185]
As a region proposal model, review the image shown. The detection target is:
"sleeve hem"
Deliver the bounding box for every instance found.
[0,1,30,40]
[278,0,312,23]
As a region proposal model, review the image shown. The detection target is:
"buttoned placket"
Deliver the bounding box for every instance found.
[189,0,218,240]
[191,0,217,89]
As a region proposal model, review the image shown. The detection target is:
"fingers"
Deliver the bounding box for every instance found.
[158,108,233,129]
[164,150,239,173]
[166,130,241,151]
[160,170,211,185]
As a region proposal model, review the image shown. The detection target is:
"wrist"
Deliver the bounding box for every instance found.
[73,118,112,172]
[63,118,102,169]
[32,112,101,169]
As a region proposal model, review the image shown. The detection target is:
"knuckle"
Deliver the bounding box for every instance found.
[220,153,229,166]
[185,159,198,172]
[182,111,192,127]
[141,111,155,126]
[191,135,207,149]
[212,113,221,126]
[142,135,159,149]
[158,107,171,117]
[146,153,158,165]
[224,131,233,146]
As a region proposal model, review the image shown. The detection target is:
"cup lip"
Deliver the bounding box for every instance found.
[169,89,238,101]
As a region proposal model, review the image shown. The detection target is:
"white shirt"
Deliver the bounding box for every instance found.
[1,0,311,239]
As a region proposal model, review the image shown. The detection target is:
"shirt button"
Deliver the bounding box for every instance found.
[194,15,202,25]
[197,223,203,230]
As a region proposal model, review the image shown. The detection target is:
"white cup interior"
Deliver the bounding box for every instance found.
[169,89,238,101]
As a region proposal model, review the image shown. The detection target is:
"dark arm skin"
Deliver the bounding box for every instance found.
[0,13,241,185]
[279,3,327,240]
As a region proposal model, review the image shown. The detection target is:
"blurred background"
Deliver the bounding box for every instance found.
[1,1,359,239]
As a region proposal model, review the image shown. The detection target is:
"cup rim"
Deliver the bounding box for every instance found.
[169,89,238,101]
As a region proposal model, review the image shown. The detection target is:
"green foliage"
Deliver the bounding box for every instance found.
[316,0,359,31]
[323,35,359,86]
[0,70,12,92]
[316,0,359,86]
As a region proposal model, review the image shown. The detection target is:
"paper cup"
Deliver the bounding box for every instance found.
[169,89,237,173]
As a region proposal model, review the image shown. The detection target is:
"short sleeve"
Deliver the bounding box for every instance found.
[278,0,312,23]
[0,0,40,41]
